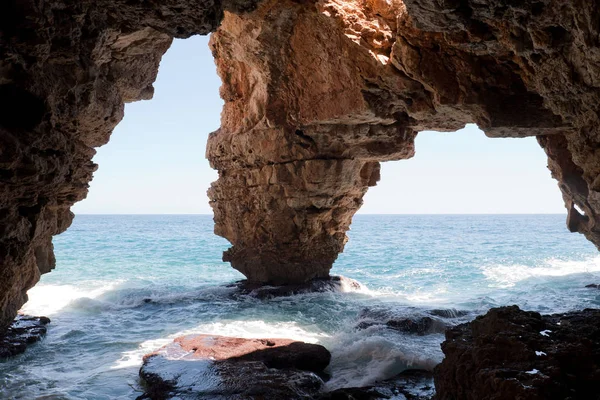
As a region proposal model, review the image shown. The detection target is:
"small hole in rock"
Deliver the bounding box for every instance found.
[0,84,46,131]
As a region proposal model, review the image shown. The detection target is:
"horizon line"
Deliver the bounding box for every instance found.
[73,212,568,216]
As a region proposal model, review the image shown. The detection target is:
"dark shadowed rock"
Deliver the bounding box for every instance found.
[356,306,460,335]
[434,305,600,400]
[138,334,330,399]
[386,317,446,336]
[0,315,50,358]
[232,275,364,299]
[585,284,600,289]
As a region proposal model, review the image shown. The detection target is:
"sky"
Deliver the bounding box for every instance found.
[72,36,566,215]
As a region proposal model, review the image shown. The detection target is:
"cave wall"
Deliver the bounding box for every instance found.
[0,0,259,332]
[1,0,600,331]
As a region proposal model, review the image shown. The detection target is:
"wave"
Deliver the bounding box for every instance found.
[481,255,600,288]
[324,333,440,390]
[21,281,124,316]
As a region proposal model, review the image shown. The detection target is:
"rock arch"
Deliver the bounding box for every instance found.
[1,0,599,331]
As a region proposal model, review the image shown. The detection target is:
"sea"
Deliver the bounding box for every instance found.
[1,214,600,399]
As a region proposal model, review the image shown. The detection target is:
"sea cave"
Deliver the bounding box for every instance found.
[1,0,600,398]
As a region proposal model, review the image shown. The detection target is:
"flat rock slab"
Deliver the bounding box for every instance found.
[0,315,50,358]
[435,305,600,400]
[139,334,331,399]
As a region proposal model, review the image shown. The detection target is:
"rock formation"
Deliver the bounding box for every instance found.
[435,306,600,400]
[0,0,258,332]
[0,315,50,358]
[206,0,600,284]
[139,334,330,399]
[2,0,600,330]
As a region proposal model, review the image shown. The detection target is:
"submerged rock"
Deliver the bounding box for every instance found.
[232,275,364,299]
[318,370,434,400]
[356,306,467,335]
[434,305,600,400]
[427,309,469,319]
[0,315,50,358]
[138,334,330,399]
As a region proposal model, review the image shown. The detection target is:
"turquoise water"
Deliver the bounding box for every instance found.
[1,214,600,399]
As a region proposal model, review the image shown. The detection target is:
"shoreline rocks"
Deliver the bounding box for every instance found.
[0,315,50,358]
[434,306,600,400]
[138,334,331,399]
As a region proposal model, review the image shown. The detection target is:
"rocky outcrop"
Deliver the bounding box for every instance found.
[0,315,50,358]
[138,334,330,399]
[0,0,259,332]
[207,0,600,284]
[434,306,600,400]
[3,0,600,329]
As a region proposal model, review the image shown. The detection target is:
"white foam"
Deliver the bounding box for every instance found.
[540,330,552,337]
[20,281,123,316]
[324,334,439,390]
[481,256,600,288]
[111,320,328,369]
[525,369,539,375]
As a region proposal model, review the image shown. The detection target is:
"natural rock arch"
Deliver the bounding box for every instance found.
[1,0,599,332]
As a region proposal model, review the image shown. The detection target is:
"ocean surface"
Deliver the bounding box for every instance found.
[1,214,600,399]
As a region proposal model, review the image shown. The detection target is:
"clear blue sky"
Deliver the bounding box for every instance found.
[72,36,566,215]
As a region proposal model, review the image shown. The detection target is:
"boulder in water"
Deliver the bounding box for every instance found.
[139,334,331,399]
[0,315,50,358]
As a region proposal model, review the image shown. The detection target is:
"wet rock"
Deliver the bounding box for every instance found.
[428,309,469,319]
[232,275,363,299]
[139,334,331,399]
[434,305,600,400]
[0,315,50,358]
[318,370,434,400]
[356,307,452,335]
[385,317,446,335]
[585,284,600,289]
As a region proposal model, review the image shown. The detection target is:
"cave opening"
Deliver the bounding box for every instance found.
[2,0,600,397]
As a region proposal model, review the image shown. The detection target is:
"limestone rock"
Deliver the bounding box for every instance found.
[3,0,600,332]
[207,0,600,284]
[0,0,258,332]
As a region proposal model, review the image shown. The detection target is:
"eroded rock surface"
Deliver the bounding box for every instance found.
[434,306,600,400]
[207,0,600,284]
[3,0,600,330]
[138,334,330,399]
[0,0,258,331]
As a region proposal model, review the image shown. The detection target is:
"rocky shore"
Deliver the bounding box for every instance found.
[136,305,600,399]
[138,332,435,400]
